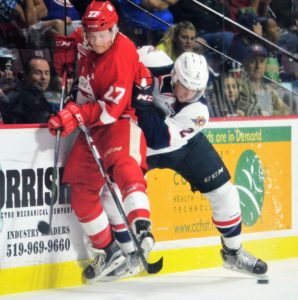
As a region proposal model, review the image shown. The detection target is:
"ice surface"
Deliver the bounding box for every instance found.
[2,258,298,300]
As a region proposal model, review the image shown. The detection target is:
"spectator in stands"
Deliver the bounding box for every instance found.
[1,0,77,48]
[169,1,234,58]
[261,16,280,43]
[277,5,298,79]
[69,0,91,17]
[0,0,48,48]
[237,43,291,116]
[268,0,298,114]
[0,47,20,119]
[42,0,82,35]
[223,74,241,110]
[0,88,8,123]
[207,73,244,117]
[270,0,296,29]
[115,0,179,46]
[223,0,272,22]
[3,56,56,124]
[278,32,298,69]
[156,21,206,61]
[228,12,263,63]
[43,0,80,21]
[0,0,48,26]
[260,16,281,82]
[278,53,298,114]
[0,49,13,81]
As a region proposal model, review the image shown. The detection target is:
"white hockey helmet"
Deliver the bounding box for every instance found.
[171,52,209,92]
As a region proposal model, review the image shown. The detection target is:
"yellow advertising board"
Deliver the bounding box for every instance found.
[148,126,292,241]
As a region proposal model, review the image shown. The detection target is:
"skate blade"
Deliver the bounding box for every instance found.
[99,266,141,282]
[223,263,268,279]
[84,256,126,284]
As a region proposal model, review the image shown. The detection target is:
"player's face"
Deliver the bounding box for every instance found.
[174,81,197,103]
[85,30,113,54]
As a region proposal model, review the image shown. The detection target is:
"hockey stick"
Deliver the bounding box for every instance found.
[79,123,163,274]
[38,70,68,234]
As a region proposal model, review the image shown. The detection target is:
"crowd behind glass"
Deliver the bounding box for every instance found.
[0,0,297,124]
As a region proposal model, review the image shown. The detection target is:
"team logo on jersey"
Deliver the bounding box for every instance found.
[191,116,206,127]
[78,43,88,57]
[78,75,95,100]
[104,146,123,159]
[166,102,175,116]
[234,150,265,226]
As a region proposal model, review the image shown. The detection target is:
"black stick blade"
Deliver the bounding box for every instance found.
[147,257,163,274]
[38,221,51,234]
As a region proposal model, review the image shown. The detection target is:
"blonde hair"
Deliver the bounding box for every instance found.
[158,21,196,60]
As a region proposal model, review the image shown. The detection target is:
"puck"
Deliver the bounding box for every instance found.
[257,279,269,284]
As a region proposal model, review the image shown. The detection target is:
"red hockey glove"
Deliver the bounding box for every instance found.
[48,102,85,136]
[132,62,154,111]
[54,36,77,77]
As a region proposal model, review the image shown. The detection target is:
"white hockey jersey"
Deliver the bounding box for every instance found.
[135,74,209,156]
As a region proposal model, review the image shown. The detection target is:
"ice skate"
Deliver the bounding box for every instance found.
[101,220,156,280]
[83,240,127,283]
[221,244,268,277]
[100,251,141,282]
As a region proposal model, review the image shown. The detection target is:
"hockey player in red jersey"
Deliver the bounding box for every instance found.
[48,1,154,282]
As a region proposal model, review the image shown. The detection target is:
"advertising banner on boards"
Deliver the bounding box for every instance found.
[0,118,297,270]
[0,128,88,269]
[148,122,294,243]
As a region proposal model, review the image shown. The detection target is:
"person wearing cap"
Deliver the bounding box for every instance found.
[238,43,291,116]
[48,1,156,282]
[228,12,263,63]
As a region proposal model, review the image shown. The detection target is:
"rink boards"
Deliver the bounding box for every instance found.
[0,117,298,295]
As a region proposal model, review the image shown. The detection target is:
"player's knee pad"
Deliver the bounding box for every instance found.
[112,157,147,194]
[203,181,241,223]
[123,190,150,224]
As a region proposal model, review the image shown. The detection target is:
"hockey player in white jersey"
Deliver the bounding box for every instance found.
[141,47,267,276]
[102,47,268,280]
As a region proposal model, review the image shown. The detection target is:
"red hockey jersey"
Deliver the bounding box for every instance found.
[72,29,139,127]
